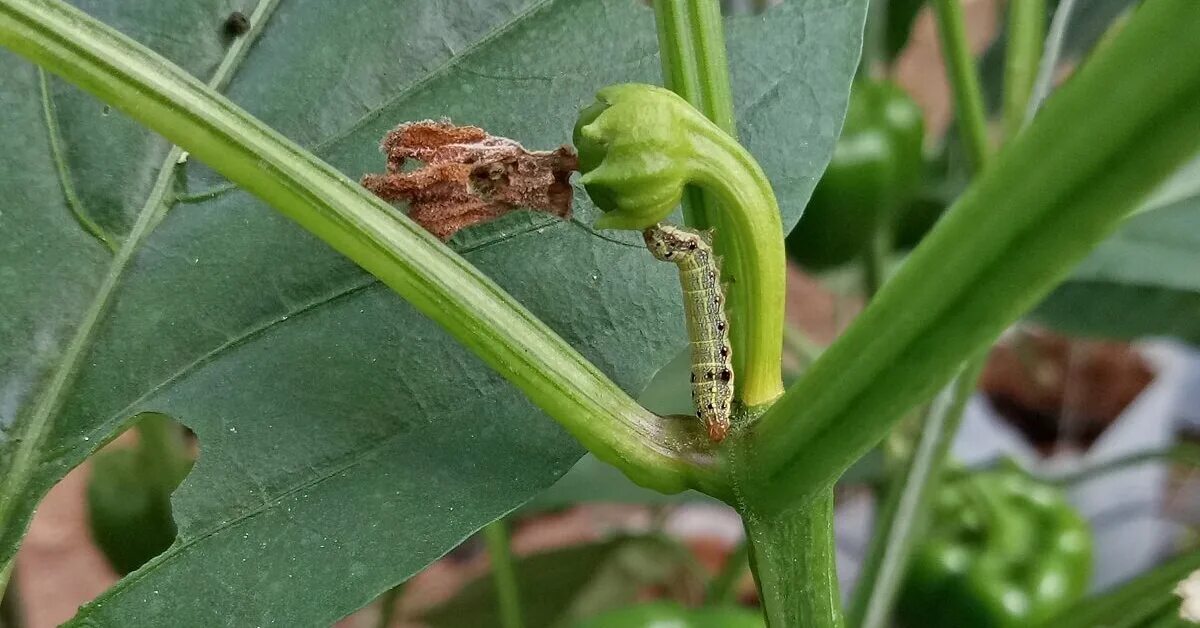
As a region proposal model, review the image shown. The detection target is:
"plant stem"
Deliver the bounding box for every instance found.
[653,0,710,231]
[1002,0,1046,141]
[860,227,888,299]
[848,0,1002,612]
[374,583,404,628]
[134,414,189,492]
[846,358,983,628]
[1027,0,1076,122]
[743,492,844,627]
[860,0,889,80]
[707,539,750,604]
[0,0,730,499]
[1051,442,1200,487]
[748,0,1200,512]
[0,569,20,628]
[782,325,823,368]
[483,520,524,628]
[931,0,991,171]
[651,0,737,231]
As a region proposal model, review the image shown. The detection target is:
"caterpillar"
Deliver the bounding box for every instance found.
[643,224,733,442]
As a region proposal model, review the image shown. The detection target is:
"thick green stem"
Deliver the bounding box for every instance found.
[484,520,524,628]
[846,359,983,628]
[1002,0,1046,140]
[0,0,729,499]
[931,0,991,171]
[748,0,1200,511]
[743,493,844,628]
[848,0,1002,613]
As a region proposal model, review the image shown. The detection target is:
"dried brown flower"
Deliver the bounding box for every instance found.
[361,120,577,240]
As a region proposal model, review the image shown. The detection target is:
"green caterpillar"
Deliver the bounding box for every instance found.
[643,224,733,442]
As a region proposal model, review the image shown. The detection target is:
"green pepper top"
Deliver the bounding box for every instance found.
[897,463,1093,628]
[573,602,764,627]
[786,79,924,270]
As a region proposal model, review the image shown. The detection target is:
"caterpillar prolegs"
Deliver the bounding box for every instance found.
[643,224,734,442]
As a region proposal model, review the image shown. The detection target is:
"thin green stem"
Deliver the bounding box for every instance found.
[1051,442,1200,487]
[483,520,524,628]
[860,0,889,80]
[0,0,729,499]
[0,568,19,628]
[782,325,823,368]
[1002,0,1046,141]
[374,583,404,628]
[847,358,983,628]
[653,0,711,229]
[1026,0,1077,122]
[748,0,1200,512]
[743,492,844,628]
[651,0,737,231]
[860,226,888,299]
[133,414,189,492]
[931,0,991,171]
[707,539,749,605]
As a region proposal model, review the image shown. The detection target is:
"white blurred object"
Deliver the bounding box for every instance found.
[1175,568,1200,622]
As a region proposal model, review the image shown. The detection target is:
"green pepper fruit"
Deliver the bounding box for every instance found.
[786,80,924,270]
[87,414,192,575]
[897,463,1093,628]
[574,602,764,627]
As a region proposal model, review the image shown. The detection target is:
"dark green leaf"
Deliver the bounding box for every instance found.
[0,0,864,624]
[1032,195,1200,344]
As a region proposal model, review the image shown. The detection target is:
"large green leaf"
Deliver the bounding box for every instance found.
[0,0,864,624]
[1032,194,1200,344]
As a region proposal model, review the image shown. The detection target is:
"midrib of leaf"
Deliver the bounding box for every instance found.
[0,0,282,577]
[38,67,118,253]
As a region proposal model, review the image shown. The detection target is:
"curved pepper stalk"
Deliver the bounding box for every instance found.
[574,84,786,409]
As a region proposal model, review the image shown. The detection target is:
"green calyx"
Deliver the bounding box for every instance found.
[897,463,1092,628]
[787,79,925,270]
[574,83,708,230]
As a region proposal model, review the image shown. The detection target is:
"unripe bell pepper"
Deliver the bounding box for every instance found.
[897,463,1093,628]
[573,602,764,627]
[787,80,924,270]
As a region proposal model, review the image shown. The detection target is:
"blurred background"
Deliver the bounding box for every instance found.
[7,0,1199,626]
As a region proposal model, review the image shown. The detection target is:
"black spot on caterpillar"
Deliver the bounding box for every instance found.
[643,223,733,442]
[224,11,251,37]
